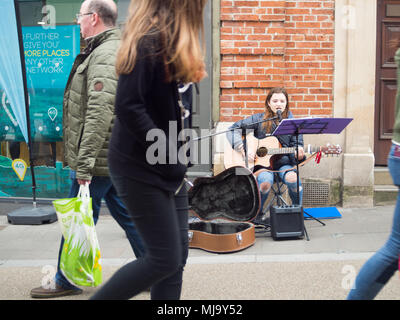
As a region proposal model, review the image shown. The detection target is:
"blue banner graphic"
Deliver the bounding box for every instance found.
[0,1,28,143]
[0,24,80,142]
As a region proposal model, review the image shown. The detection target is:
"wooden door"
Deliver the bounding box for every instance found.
[375,0,400,165]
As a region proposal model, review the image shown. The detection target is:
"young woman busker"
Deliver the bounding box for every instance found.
[226,87,305,223]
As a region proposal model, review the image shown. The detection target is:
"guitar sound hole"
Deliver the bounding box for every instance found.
[257,147,268,157]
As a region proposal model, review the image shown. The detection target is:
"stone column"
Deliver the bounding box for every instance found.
[334,0,377,207]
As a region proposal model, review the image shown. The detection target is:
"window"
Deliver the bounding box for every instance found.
[0,0,82,198]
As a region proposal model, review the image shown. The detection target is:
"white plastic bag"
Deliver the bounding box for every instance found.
[53,184,102,287]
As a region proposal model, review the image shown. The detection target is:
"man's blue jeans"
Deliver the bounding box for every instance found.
[347,143,400,299]
[55,172,145,290]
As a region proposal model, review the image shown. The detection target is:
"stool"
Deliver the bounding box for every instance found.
[264,173,288,212]
[256,172,289,226]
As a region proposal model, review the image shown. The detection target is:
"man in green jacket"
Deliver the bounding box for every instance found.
[31,0,145,298]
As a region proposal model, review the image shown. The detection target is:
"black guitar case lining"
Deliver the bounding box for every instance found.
[188,166,260,253]
[189,166,260,221]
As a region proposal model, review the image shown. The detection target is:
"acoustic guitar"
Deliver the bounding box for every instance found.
[224,134,342,170]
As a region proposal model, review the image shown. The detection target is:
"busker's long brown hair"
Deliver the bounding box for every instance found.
[116,0,207,83]
[262,87,290,133]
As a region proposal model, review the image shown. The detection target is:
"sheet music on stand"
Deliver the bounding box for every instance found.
[272,117,353,136]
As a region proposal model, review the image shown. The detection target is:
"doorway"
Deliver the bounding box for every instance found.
[375,0,400,165]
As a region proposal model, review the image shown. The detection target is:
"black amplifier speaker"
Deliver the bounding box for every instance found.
[270,205,304,240]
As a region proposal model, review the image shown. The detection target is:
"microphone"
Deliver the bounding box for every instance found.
[276,110,282,122]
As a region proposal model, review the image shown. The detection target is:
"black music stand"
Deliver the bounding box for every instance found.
[272,117,353,240]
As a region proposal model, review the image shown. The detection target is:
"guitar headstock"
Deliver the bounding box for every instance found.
[320,143,342,155]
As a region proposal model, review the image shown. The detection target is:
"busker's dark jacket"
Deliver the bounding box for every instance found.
[226,111,304,170]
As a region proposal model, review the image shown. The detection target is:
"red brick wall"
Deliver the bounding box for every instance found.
[219,0,335,122]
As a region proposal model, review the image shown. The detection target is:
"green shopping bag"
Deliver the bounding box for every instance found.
[53,184,102,287]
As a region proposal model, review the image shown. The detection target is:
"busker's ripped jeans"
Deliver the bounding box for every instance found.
[256,165,303,214]
[347,143,400,299]
[90,174,189,300]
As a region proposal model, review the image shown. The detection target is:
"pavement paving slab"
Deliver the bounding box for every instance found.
[0,204,399,300]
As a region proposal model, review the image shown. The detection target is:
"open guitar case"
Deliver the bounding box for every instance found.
[188,166,261,253]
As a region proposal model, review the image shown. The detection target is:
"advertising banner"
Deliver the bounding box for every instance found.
[0,1,28,143]
[0,25,80,142]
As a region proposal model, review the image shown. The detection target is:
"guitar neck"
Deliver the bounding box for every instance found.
[267,145,321,155]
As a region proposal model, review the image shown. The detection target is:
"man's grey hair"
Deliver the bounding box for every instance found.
[87,0,118,27]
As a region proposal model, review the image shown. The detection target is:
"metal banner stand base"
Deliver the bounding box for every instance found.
[7,205,57,225]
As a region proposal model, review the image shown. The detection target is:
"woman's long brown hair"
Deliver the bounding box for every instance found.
[262,87,290,133]
[116,0,207,83]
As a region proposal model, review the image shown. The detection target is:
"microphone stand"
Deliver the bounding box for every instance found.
[193,116,279,142]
